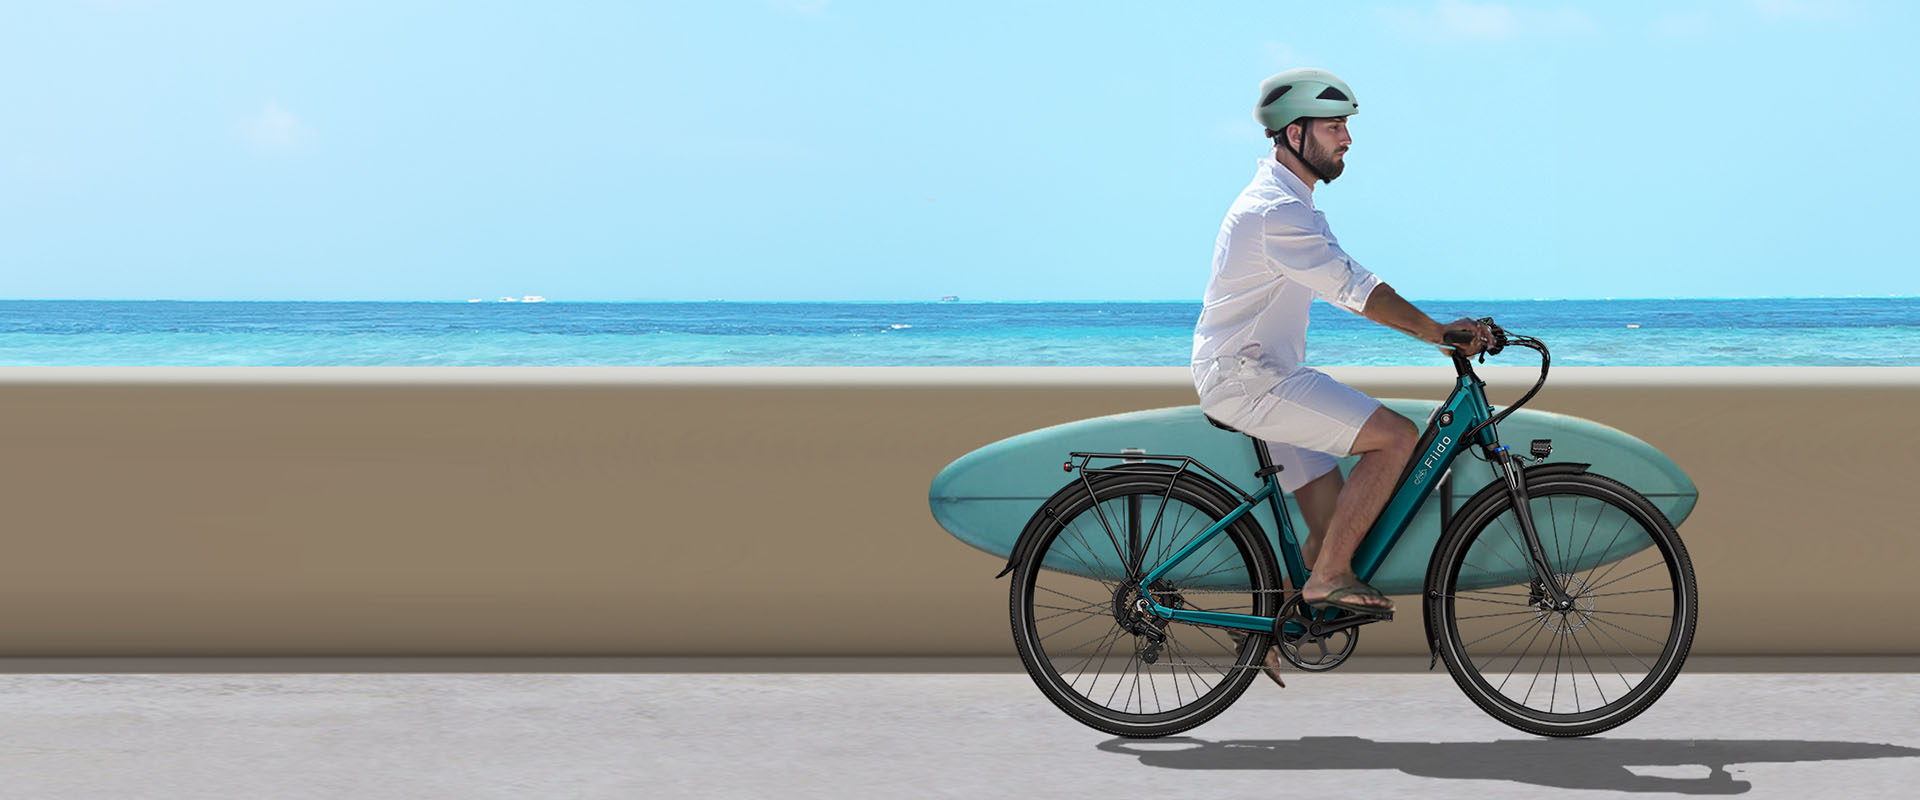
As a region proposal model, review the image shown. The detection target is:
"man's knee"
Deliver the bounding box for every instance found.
[1350,407,1417,455]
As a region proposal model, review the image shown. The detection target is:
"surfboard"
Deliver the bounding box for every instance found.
[927,400,1697,595]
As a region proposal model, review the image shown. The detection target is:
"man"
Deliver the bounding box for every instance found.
[1190,68,1491,674]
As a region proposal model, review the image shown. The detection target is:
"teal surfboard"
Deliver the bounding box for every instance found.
[928,401,1697,595]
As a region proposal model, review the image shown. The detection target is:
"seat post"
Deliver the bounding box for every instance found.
[1251,434,1276,475]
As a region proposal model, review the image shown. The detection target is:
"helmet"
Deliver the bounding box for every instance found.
[1254,68,1358,134]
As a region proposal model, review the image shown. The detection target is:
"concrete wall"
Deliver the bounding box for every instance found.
[0,367,1913,657]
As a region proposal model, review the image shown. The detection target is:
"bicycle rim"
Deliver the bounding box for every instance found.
[1013,473,1277,737]
[1435,474,1696,736]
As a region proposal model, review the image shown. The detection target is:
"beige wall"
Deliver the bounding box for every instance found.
[0,366,1913,657]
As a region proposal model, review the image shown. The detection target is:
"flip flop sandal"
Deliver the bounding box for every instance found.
[1227,631,1286,688]
[1309,582,1396,620]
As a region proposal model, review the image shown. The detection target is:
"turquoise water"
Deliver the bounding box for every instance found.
[1,298,1916,366]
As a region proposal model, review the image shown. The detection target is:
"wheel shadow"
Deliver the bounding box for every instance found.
[1096,736,1920,794]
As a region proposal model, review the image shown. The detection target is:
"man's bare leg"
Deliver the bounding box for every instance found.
[1297,406,1418,613]
[1292,465,1344,570]
[1256,464,1344,686]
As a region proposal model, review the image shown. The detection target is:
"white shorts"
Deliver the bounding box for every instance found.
[1194,358,1383,493]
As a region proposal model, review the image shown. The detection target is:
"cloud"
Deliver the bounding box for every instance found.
[1381,0,1595,43]
[766,0,828,14]
[238,102,311,151]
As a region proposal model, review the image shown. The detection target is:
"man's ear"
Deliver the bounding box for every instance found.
[1287,120,1307,151]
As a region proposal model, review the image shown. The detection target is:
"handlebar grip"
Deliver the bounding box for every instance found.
[1442,329,1476,346]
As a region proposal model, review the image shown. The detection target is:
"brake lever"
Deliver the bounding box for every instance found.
[1474,316,1507,363]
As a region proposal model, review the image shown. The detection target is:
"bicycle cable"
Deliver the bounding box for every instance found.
[1458,333,1550,446]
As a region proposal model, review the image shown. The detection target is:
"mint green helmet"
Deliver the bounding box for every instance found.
[1254,68,1358,134]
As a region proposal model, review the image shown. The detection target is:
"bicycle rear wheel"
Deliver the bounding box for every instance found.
[1430,471,1697,737]
[1011,467,1280,738]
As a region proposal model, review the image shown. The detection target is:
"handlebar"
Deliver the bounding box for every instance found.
[1443,317,1552,448]
[1441,317,1510,356]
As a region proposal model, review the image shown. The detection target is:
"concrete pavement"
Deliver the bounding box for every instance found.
[0,662,1914,798]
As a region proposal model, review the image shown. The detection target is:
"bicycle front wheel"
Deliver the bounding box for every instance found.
[1011,467,1281,738]
[1431,470,1697,737]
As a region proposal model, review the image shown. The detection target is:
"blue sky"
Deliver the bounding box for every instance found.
[2,0,1915,302]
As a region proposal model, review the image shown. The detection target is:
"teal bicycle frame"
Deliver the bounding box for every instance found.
[1115,368,1510,634]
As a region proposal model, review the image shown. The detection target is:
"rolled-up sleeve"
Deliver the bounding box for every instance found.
[1261,203,1382,315]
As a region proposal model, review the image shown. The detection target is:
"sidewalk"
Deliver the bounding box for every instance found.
[0,661,1914,798]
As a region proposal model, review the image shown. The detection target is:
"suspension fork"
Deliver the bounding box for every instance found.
[1491,446,1574,608]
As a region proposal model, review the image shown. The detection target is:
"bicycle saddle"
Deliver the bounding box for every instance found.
[1203,412,1245,434]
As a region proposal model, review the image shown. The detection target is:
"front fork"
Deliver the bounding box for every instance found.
[1491,446,1575,609]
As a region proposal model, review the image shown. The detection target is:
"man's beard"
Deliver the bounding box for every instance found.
[1303,136,1346,182]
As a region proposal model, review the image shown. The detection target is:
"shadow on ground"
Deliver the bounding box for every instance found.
[1097,736,1920,794]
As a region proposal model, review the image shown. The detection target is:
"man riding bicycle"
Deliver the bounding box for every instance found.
[1191,68,1493,640]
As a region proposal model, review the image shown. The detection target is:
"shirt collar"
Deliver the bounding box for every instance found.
[1256,156,1314,206]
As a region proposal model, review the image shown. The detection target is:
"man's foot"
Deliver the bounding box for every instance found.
[1299,573,1396,617]
[1227,631,1286,688]
[1261,645,1287,688]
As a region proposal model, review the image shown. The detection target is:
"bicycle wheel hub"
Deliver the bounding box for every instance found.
[1533,573,1597,632]
[1113,580,1179,640]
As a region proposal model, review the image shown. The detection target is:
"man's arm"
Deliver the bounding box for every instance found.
[1361,284,1490,354]
[1360,283,1442,343]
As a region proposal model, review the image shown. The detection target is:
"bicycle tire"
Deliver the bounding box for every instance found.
[1011,466,1280,738]
[1429,470,1697,737]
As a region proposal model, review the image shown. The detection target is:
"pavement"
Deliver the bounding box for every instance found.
[0,660,1915,798]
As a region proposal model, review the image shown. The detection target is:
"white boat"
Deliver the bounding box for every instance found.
[467,298,484,303]
[940,295,958,302]
[522,295,548,303]
[498,296,519,302]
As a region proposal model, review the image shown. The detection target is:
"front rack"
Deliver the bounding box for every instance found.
[1063,450,1257,505]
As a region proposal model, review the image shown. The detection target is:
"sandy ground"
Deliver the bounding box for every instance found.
[0,665,1915,798]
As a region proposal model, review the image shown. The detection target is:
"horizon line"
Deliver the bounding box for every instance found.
[2,295,1917,304]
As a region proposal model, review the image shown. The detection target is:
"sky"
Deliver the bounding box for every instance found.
[2,0,1916,302]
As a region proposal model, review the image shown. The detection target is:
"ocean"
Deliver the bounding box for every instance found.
[1,298,1916,367]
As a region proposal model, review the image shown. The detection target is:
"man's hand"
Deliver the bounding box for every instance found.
[1437,318,1493,356]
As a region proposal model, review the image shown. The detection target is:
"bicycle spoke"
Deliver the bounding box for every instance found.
[1586,559,1667,595]
[1588,612,1667,647]
[1058,521,1123,588]
[1036,608,1110,642]
[1578,517,1636,588]
[1586,587,1672,598]
[1442,593,1535,608]
[1461,612,1545,650]
[1586,614,1654,671]
[1584,608,1672,620]
[1579,623,1637,692]
[1497,617,1552,694]
[1456,609,1540,620]
[1568,622,1608,707]
[1034,584,1101,608]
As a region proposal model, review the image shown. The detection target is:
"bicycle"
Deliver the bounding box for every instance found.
[998,319,1697,738]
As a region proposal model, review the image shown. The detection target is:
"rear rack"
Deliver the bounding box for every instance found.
[1064,450,1256,505]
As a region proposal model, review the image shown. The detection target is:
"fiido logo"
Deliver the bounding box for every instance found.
[1422,435,1454,471]
[1411,434,1453,485]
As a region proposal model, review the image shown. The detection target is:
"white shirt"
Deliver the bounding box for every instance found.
[1190,156,1382,388]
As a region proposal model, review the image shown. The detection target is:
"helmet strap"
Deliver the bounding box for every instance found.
[1276,120,1328,184]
